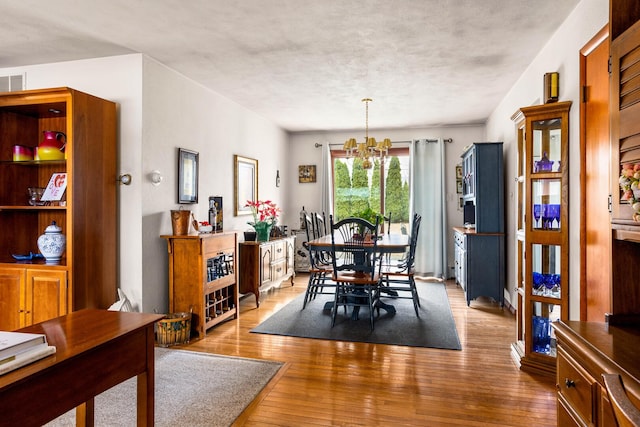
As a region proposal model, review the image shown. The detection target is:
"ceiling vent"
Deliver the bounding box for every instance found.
[0,73,25,92]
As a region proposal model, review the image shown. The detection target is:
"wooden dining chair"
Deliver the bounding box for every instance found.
[379,213,422,317]
[603,373,640,427]
[329,215,381,330]
[302,213,335,309]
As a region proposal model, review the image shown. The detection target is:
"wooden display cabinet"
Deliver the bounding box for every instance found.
[0,87,117,330]
[162,232,238,339]
[511,101,571,376]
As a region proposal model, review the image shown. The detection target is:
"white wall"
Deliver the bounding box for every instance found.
[286,125,485,276]
[485,0,608,318]
[0,54,288,313]
[140,57,288,313]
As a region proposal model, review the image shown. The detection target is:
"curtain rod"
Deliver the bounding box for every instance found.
[320,138,453,148]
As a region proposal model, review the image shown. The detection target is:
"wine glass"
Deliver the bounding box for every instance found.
[540,204,549,229]
[533,204,541,229]
[551,204,561,229]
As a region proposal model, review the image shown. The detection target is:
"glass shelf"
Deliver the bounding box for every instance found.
[531,243,561,299]
[532,179,562,231]
[531,301,561,356]
[532,118,563,173]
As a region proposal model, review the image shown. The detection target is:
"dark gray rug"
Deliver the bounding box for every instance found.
[45,348,283,427]
[251,280,461,350]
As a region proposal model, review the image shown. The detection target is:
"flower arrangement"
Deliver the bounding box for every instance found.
[619,163,640,221]
[245,200,280,241]
[245,200,280,227]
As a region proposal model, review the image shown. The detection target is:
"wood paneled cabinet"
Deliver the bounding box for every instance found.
[239,236,295,307]
[553,321,637,427]
[0,267,67,330]
[609,6,640,324]
[511,101,571,376]
[0,87,116,330]
[162,232,238,340]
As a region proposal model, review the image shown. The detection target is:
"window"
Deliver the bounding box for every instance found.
[331,147,410,234]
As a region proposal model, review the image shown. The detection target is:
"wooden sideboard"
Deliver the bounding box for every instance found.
[553,321,640,426]
[238,236,295,307]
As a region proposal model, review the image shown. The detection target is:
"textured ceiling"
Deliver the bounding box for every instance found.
[0,0,579,132]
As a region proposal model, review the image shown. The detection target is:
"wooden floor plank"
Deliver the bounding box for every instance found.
[178,275,556,426]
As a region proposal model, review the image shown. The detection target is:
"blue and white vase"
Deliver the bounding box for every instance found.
[37,221,66,264]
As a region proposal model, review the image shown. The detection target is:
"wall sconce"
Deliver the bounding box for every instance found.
[544,72,559,103]
[276,170,281,188]
[117,173,132,185]
[150,170,163,186]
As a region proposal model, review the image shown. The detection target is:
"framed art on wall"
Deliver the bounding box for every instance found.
[178,148,199,204]
[298,165,316,183]
[234,155,258,216]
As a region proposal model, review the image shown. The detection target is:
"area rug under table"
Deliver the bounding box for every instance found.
[252,280,462,350]
[45,348,283,427]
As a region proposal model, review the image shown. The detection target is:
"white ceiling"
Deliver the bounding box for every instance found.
[0,0,579,132]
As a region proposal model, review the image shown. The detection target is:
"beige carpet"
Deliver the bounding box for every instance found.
[45,348,283,427]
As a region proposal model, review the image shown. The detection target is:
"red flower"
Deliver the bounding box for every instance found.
[245,200,280,226]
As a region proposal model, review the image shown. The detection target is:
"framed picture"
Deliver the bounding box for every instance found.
[298,165,316,183]
[456,179,463,194]
[234,155,258,216]
[178,148,199,204]
[455,165,463,179]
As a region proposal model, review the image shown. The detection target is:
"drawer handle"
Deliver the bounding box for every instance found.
[564,378,576,388]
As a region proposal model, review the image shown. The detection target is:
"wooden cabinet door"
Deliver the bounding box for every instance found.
[260,244,272,285]
[25,269,67,326]
[0,267,25,330]
[581,27,611,321]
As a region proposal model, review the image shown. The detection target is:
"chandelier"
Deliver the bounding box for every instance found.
[343,98,392,169]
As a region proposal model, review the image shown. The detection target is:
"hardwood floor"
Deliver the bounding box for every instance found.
[179,274,557,426]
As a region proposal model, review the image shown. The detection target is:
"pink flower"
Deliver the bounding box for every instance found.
[245,200,280,226]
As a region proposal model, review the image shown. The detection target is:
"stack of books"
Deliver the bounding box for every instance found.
[0,331,56,375]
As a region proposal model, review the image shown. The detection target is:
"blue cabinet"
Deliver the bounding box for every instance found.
[461,142,504,233]
[455,142,505,306]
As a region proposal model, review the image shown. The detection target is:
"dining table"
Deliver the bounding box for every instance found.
[306,233,410,315]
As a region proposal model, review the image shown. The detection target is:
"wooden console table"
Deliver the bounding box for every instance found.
[0,309,163,426]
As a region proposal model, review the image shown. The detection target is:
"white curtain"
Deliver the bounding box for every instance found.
[411,138,447,278]
[321,143,332,217]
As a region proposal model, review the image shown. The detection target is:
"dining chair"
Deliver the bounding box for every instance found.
[329,215,381,330]
[302,213,335,309]
[314,212,328,237]
[602,373,640,427]
[383,212,391,235]
[379,213,422,317]
[311,212,332,266]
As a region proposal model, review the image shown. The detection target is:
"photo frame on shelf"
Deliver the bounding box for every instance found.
[178,148,199,204]
[234,155,258,216]
[298,165,316,183]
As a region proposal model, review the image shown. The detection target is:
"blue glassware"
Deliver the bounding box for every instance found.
[533,204,541,229]
[540,204,549,229]
[532,272,544,293]
[532,316,551,354]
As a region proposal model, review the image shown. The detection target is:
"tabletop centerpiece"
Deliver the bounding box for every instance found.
[246,199,280,241]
